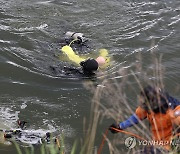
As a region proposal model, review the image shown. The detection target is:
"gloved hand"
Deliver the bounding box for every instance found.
[17,120,27,129]
[109,123,121,134]
[80,60,85,67]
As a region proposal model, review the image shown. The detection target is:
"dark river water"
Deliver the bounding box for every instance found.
[0,0,180,153]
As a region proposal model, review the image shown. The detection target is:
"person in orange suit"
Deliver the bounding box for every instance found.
[109,85,180,151]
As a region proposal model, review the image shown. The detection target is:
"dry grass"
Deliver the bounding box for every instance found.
[81,47,179,154]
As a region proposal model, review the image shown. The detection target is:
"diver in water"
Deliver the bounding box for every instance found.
[64,32,87,45]
[4,129,51,145]
[109,85,180,151]
[51,31,110,77]
[2,120,56,146]
[63,54,107,76]
[59,31,91,54]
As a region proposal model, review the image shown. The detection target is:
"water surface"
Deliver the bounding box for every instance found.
[0,0,180,153]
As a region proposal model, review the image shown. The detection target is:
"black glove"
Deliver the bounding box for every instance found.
[80,60,85,67]
[17,120,27,129]
[109,123,121,134]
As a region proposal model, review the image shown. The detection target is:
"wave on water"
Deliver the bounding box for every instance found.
[16,24,48,32]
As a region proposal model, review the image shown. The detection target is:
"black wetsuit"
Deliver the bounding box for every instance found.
[50,57,98,78]
[50,65,96,78]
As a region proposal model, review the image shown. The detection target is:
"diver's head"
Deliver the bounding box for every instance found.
[80,58,98,73]
[4,133,12,139]
[65,31,85,43]
[139,85,169,114]
[96,56,106,66]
